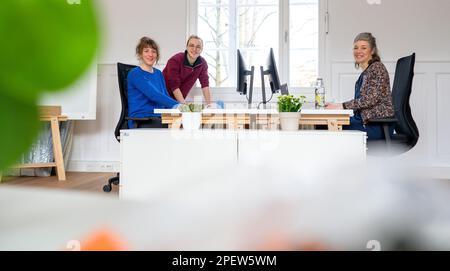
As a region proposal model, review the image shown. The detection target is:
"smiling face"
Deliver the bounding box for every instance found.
[139,46,158,67]
[353,40,373,68]
[186,38,203,61]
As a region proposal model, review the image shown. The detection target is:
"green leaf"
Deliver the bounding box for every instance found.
[0,94,40,170]
[0,0,99,102]
[0,0,99,171]
[179,104,191,112]
[191,104,203,112]
[180,103,203,112]
[277,94,305,112]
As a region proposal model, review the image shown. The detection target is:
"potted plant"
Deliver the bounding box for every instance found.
[178,103,204,130]
[277,95,306,131]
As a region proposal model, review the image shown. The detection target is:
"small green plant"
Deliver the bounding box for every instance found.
[277,95,306,112]
[178,103,204,112]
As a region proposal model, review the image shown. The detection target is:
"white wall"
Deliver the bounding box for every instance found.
[326,0,450,62]
[96,0,188,65]
[68,0,450,173]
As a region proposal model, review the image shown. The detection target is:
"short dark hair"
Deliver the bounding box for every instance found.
[136,36,160,63]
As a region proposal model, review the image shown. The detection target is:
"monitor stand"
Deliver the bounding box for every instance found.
[247,66,255,109]
[259,66,268,109]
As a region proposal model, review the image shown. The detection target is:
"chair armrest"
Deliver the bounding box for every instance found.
[367,117,397,124]
[125,117,155,129]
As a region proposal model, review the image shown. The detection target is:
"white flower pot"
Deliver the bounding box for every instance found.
[181,112,202,130]
[279,112,300,131]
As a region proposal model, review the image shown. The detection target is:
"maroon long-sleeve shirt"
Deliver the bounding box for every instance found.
[162,51,209,99]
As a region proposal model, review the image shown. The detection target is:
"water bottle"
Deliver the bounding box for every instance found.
[314,78,325,109]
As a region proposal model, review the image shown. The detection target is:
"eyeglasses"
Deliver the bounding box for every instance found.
[188,44,202,50]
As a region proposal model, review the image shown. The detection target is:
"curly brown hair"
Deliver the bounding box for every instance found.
[136,36,160,63]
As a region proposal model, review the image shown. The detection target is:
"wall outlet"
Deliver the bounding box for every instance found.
[101,163,115,170]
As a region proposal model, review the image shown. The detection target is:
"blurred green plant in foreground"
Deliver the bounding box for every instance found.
[0,0,99,171]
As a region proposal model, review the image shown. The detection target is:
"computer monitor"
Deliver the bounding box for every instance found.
[266,48,281,93]
[260,48,282,107]
[236,49,255,107]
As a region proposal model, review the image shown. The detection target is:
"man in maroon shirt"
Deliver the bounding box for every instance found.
[162,35,212,105]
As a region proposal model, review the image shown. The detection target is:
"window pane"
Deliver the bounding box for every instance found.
[238,3,278,87]
[199,0,229,6]
[237,0,278,5]
[203,50,230,87]
[290,0,317,4]
[237,5,278,50]
[198,0,232,87]
[198,6,230,50]
[289,49,318,87]
[289,0,318,87]
[197,0,318,89]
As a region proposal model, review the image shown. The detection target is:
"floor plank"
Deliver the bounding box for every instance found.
[1,172,119,196]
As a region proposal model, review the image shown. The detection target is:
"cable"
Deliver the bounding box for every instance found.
[266,91,274,103]
[256,91,274,109]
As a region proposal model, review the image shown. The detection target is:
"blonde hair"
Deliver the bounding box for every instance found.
[186,35,203,47]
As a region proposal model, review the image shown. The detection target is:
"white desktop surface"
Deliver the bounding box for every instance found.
[154,108,354,116]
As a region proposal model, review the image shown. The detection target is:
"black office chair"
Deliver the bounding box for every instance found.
[367,53,419,154]
[103,63,153,192]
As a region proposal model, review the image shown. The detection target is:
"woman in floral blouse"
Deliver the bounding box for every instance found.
[326,32,394,140]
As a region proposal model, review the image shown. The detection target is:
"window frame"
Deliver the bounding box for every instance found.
[187,0,327,95]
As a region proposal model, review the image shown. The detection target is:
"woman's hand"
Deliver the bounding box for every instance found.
[325,103,344,110]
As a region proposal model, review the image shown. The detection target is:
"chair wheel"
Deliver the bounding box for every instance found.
[103,184,112,192]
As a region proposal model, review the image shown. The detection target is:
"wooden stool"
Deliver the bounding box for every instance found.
[16,106,68,181]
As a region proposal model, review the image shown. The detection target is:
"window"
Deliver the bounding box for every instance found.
[289,0,319,87]
[195,0,319,88]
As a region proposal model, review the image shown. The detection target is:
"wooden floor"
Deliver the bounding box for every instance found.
[0,172,119,195]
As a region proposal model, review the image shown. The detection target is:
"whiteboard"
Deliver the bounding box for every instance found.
[39,63,97,120]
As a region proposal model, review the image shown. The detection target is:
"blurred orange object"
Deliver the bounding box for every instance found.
[80,228,128,251]
[259,232,329,251]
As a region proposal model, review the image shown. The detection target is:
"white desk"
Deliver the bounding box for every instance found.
[155,108,353,131]
[120,129,238,200]
[120,129,366,201]
[156,108,352,115]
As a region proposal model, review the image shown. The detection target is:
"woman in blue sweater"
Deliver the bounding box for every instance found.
[127,37,179,128]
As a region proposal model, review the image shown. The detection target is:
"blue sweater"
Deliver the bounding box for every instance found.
[127,67,178,126]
